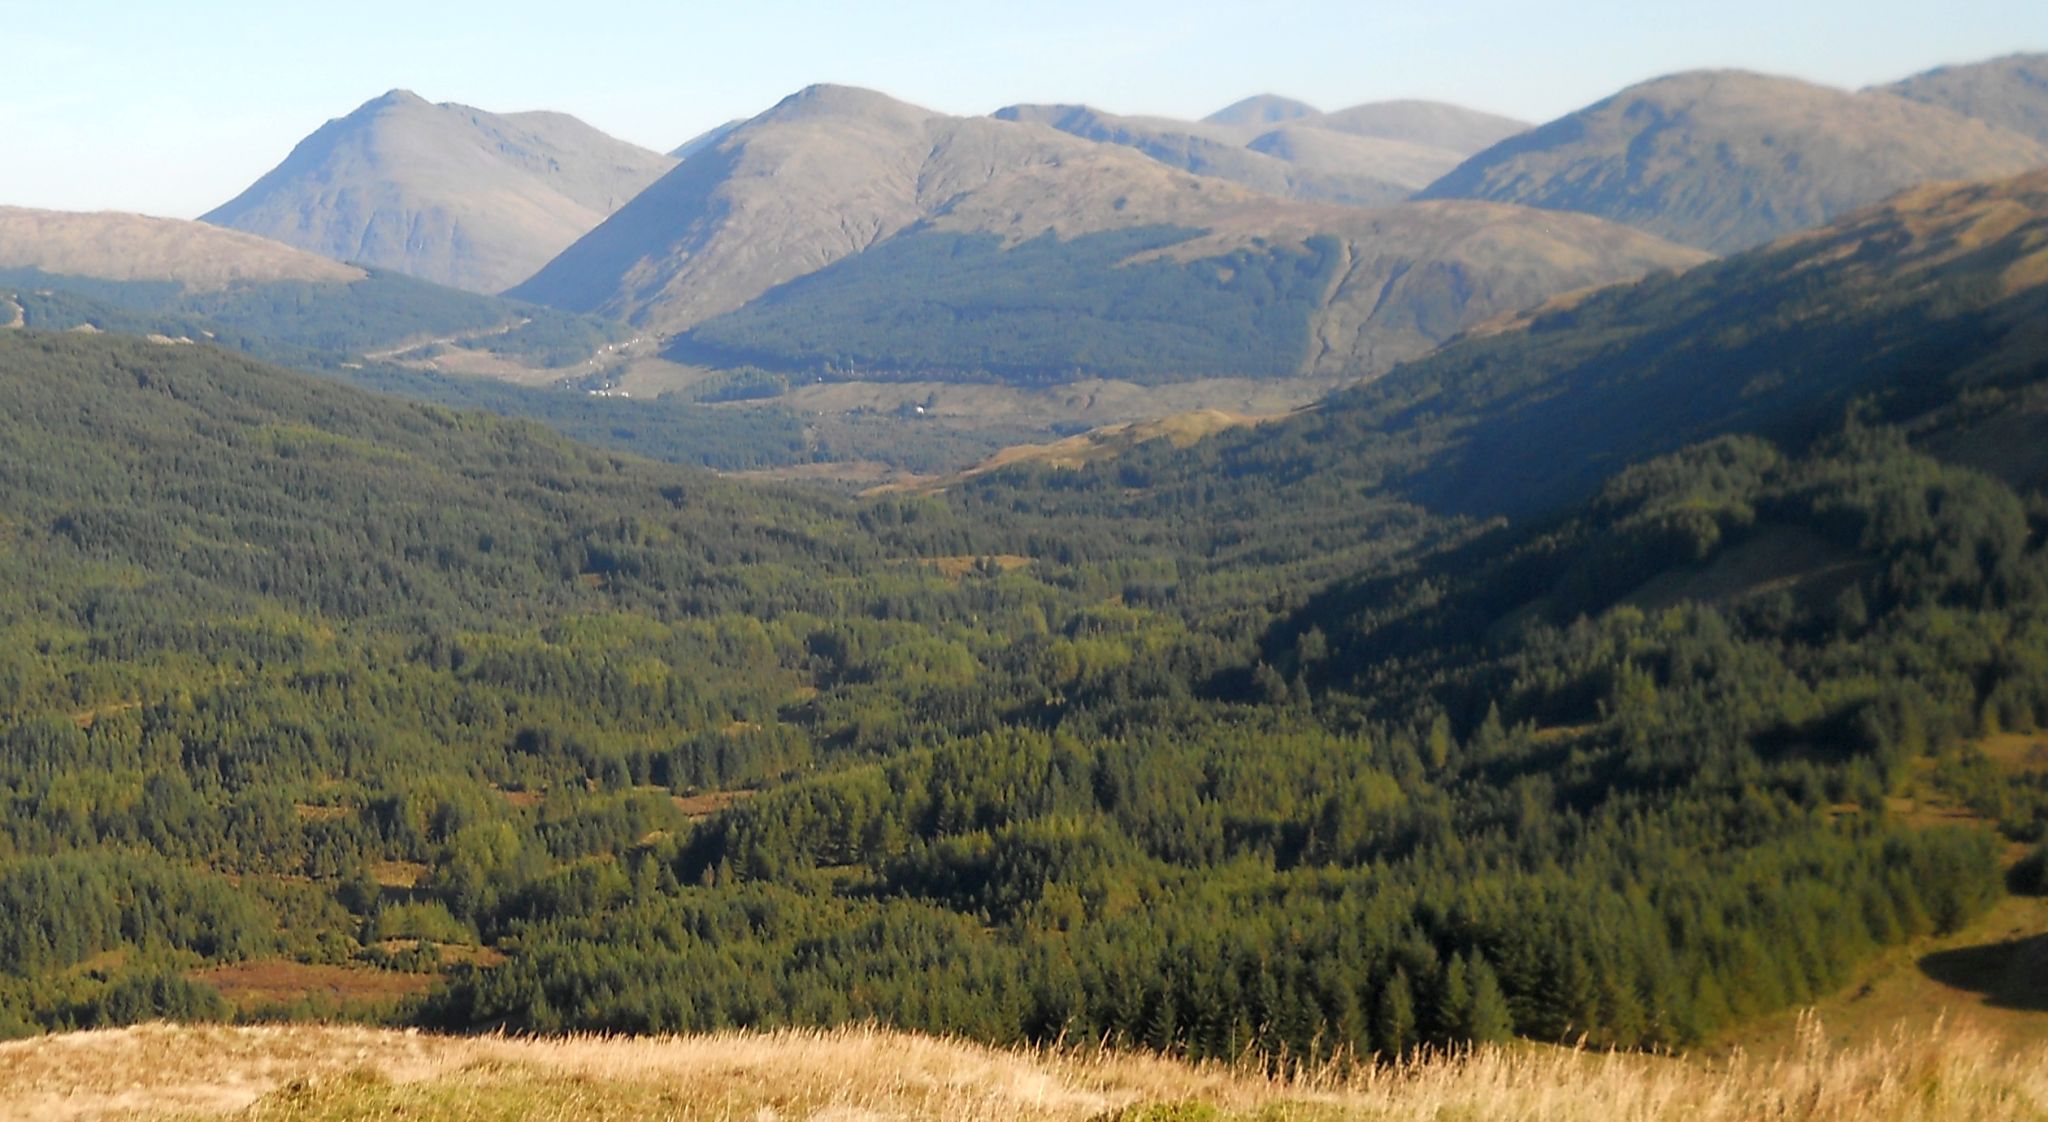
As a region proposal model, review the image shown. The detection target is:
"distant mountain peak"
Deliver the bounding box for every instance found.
[1311,100,1529,151]
[1204,94,1321,128]
[203,93,676,292]
[368,88,431,111]
[768,83,934,123]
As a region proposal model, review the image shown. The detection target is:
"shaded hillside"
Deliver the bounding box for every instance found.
[0,206,362,288]
[669,119,744,160]
[204,91,674,292]
[939,169,2048,567]
[1888,52,2048,144]
[1354,169,2048,517]
[677,199,1704,382]
[1419,70,2048,252]
[673,224,1350,380]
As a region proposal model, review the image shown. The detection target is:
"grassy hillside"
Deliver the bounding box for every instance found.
[0,207,363,288]
[3,1021,2044,1122]
[1419,70,2048,252]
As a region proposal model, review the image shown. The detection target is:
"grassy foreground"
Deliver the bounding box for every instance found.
[1,1019,2044,1122]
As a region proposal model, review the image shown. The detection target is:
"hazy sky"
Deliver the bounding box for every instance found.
[5,0,2046,219]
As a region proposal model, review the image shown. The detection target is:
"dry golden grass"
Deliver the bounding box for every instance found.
[3,1017,2046,1122]
[873,409,1287,497]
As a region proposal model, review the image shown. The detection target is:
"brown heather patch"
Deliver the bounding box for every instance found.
[923,555,1036,581]
[70,700,142,730]
[493,787,544,809]
[367,861,430,889]
[1974,734,2048,774]
[671,789,756,820]
[192,961,434,1013]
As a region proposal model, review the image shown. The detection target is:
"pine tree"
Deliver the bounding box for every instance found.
[1374,968,1416,1058]
[1463,953,1514,1044]
[1436,953,1473,1045]
[1425,714,1453,771]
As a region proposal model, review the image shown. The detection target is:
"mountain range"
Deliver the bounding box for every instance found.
[168,53,2047,401]
[511,84,1699,383]
[203,90,675,292]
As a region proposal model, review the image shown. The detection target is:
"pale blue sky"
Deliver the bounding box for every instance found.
[4,0,2045,219]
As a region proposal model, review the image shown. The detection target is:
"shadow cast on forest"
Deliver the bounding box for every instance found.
[1918,932,2048,1012]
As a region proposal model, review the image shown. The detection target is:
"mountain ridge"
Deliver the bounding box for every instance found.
[0,205,365,289]
[994,96,1527,205]
[1886,52,2048,143]
[1418,68,2048,252]
[515,83,1702,383]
